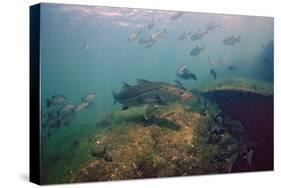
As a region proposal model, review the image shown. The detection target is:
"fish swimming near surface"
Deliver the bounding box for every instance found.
[227,64,237,71]
[46,95,67,107]
[145,41,156,48]
[179,31,192,40]
[223,35,241,45]
[150,28,168,42]
[112,79,192,110]
[139,36,151,44]
[190,46,204,56]
[147,19,157,29]
[170,11,184,20]
[128,28,142,41]
[190,31,208,41]
[82,93,96,103]
[210,68,217,80]
[205,22,220,32]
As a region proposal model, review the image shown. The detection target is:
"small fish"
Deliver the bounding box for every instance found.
[227,64,237,71]
[179,31,192,40]
[46,95,67,107]
[74,102,89,113]
[223,35,241,45]
[205,22,220,32]
[190,46,204,56]
[139,36,151,44]
[47,110,60,119]
[147,19,156,29]
[209,68,217,80]
[149,28,168,42]
[188,73,197,80]
[145,41,156,48]
[128,28,142,41]
[176,65,190,80]
[171,11,184,20]
[190,31,208,41]
[174,79,183,86]
[82,93,96,103]
[61,113,75,126]
[44,116,60,129]
[60,104,76,113]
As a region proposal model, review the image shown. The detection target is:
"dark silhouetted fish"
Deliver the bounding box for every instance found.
[176,65,197,80]
[147,19,157,29]
[210,68,217,80]
[205,22,220,32]
[223,35,241,45]
[190,46,204,56]
[188,72,197,80]
[61,113,75,126]
[112,79,192,109]
[176,65,190,80]
[227,64,238,71]
[179,31,192,40]
[170,11,184,20]
[46,95,67,107]
[190,31,208,41]
[145,41,156,48]
[47,110,60,121]
[44,116,60,129]
[139,36,151,44]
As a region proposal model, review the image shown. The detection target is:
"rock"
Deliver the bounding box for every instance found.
[104,153,113,162]
[91,145,106,158]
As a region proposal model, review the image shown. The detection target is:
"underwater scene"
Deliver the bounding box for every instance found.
[39,3,274,184]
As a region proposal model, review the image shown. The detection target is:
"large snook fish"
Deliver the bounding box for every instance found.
[112,79,192,110]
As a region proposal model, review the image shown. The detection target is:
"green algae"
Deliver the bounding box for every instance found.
[199,77,273,96]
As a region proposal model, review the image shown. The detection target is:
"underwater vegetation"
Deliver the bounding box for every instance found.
[70,104,240,182]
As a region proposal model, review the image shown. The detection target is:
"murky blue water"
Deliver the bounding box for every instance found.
[39,3,273,183]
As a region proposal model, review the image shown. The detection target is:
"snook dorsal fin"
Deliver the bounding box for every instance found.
[121,82,131,91]
[137,79,151,84]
